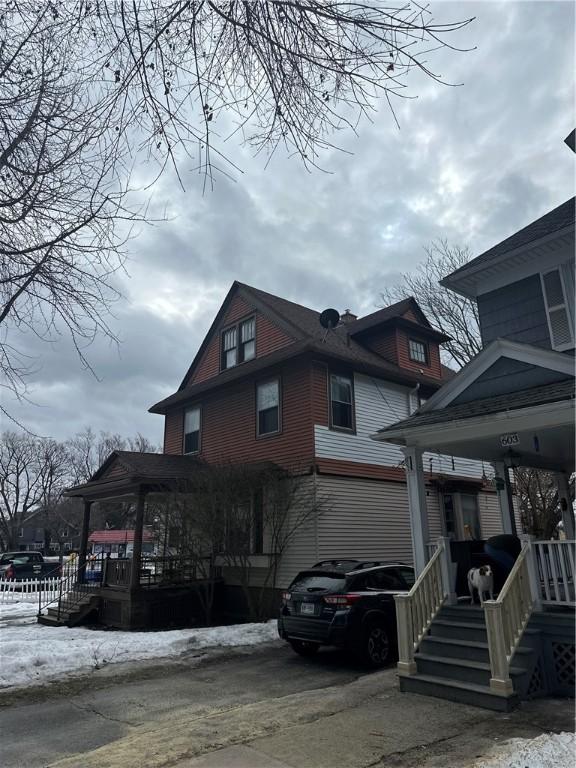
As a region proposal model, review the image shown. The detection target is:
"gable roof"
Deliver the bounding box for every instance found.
[347,297,430,334]
[442,197,575,296]
[150,283,452,414]
[419,339,574,413]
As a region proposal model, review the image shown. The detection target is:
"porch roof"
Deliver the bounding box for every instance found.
[65,451,203,500]
[375,379,574,433]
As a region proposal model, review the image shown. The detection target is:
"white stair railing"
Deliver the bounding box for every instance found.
[533,540,575,605]
[395,537,455,676]
[483,539,535,696]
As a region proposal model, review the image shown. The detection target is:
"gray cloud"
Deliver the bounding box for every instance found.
[3,1,574,442]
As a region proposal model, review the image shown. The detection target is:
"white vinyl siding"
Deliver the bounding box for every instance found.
[315,374,490,480]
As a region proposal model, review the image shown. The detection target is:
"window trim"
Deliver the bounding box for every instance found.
[220,314,257,371]
[328,371,355,433]
[256,376,282,438]
[182,405,202,455]
[408,337,429,365]
[540,267,574,351]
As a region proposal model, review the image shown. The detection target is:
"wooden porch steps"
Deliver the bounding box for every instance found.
[399,605,535,711]
[38,593,101,628]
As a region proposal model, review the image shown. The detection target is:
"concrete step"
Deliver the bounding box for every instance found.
[399,673,518,712]
[414,653,527,687]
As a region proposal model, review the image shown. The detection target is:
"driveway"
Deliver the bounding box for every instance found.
[0,641,572,768]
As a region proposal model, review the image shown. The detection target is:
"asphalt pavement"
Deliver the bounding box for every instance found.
[0,641,573,768]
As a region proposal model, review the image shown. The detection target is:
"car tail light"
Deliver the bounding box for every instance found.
[5,566,15,580]
[323,594,362,608]
[281,591,291,603]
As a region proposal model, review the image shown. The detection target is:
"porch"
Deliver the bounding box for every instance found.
[38,451,218,629]
[372,343,575,709]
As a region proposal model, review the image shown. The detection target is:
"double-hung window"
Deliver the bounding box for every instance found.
[222,327,238,369]
[408,338,428,364]
[256,378,280,436]
[239,318,255,362]
[221,317,256,369]
[184,406,201,454]
[330,374,354,430]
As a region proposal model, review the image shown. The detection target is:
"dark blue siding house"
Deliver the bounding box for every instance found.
[373,192,575,711]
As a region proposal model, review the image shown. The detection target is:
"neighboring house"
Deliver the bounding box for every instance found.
[88,529,155,558]
[15,510,81,554]
[375,195,575,709]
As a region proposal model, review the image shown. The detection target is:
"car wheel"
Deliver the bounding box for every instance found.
[290,639,320,657]
[362,624,391,667]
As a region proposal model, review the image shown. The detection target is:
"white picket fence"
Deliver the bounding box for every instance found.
[0,577,62,604]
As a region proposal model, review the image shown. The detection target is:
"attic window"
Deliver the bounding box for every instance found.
[221,317,256,370]
[409,339,428,365]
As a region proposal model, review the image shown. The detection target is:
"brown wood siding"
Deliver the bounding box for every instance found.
[191,296,295,386]
[100,461,128,480]
[395,328,442,379]
[164,409,184,454]
[402,307,419,323]
[360,328,398,363]
[311,362,329,427]
[256,314,293,357]
[164,362,315,467]
[316,458,406,482]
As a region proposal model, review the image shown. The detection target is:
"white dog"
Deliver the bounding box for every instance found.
[467,566,494,605]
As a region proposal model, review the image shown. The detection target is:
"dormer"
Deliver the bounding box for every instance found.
[346,298,451,380]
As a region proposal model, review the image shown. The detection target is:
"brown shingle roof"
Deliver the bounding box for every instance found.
[150,283,452,414]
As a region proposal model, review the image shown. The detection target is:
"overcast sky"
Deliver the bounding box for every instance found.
[4,1,575,446]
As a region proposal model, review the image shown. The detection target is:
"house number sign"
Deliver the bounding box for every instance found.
[499,433,520,447]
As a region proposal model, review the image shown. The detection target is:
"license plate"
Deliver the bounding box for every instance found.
[300,602,315,615]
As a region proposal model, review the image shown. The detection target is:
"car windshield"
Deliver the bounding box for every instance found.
[290,572,347,593]
[1,553,34,563]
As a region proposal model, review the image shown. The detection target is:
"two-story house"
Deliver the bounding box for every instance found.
[375,196,575,710]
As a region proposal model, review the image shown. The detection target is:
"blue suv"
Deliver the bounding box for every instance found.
[278,560,415,667]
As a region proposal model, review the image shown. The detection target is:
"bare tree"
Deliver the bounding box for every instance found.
[170,462,327,621]
[0,19,135,417]
[515,469,561,540]
[382,240,566,536]
[0,431,69,549]
[2,4,472,418]
[381,240,481,368]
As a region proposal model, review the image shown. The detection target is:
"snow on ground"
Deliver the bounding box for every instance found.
[473,732,575,768]
[0,601,279,689]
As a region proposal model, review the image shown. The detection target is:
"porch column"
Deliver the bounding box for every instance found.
[129,488,147,590]
[78,500,92,582]
[492,462,517,536]
[554,472,575,540]
[402,446,429,576]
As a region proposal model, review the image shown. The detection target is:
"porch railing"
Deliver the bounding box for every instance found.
[533,540,575,606]
[38,556,105,620]
[103,555,216,588]
[395,538,454,676]
[483,540,535,696]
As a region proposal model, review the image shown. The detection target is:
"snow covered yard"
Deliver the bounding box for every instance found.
[473,731,575,768]
[0,601,279,689]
